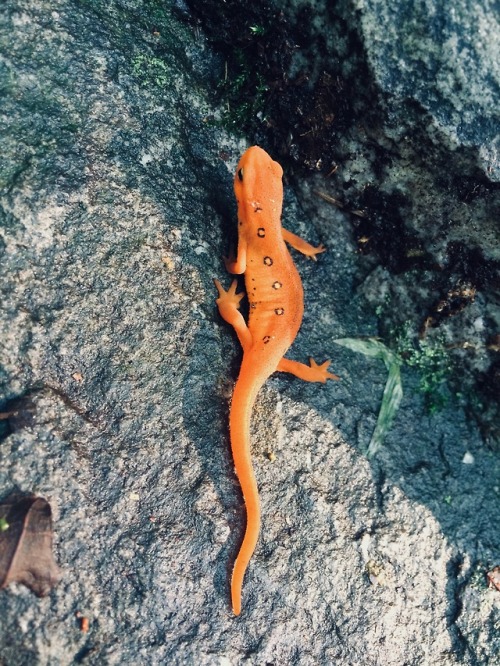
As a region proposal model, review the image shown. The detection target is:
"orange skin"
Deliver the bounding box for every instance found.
[214,146,338,615]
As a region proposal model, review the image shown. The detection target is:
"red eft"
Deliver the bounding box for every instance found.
[214,145,338,616]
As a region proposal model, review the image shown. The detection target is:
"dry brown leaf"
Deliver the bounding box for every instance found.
[486,566,500,591]
[0,494,61,596]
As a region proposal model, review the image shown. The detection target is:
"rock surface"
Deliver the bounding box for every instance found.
[356,0,500,180]
[0,1,498,665]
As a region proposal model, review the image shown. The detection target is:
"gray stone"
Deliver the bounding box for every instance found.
[355,0,500,180]
[0,1,498,665]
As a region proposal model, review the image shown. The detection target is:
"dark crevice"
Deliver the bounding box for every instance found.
[445,554,478,664]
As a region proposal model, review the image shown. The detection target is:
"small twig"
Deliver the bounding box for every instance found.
[314,189,345,209]
[314,190,368,218]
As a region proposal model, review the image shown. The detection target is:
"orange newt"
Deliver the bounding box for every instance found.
[214,145,338,616]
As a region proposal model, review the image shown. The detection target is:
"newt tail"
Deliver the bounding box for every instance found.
[229,359,270,615]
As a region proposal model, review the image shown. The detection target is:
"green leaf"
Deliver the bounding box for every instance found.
[367,361,403,457]
[334,337,399,370]
[333,337,403,456]
[249,25,266,36]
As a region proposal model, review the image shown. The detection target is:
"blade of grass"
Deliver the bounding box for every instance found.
[367,361,403,456]
[334,337,403,456]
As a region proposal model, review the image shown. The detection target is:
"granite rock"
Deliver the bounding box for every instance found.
[0,1,498,664]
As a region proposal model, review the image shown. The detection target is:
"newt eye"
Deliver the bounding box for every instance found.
[237,168,244,182]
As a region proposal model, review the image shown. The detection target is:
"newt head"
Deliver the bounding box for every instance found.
[234,146,283,224]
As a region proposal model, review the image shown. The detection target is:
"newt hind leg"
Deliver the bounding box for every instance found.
[214,278,252,351]
[277,357,339,382]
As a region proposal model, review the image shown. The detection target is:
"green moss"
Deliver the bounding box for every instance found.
[218,49,269,130]
[392,321,452,412]
[131,54,170,88]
